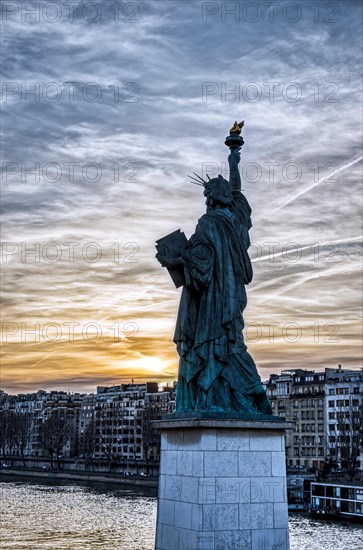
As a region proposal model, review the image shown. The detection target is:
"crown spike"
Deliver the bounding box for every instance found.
[187,175,204,186]
[192,172,207,184]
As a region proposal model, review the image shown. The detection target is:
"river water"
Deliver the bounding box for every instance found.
[0,477,362,549]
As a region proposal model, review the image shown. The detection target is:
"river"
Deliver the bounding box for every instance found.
[0,477,362,549]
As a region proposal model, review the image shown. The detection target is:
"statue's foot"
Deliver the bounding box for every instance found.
[254,392,273,415]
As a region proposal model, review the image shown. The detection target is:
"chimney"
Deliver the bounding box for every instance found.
[338,364,342,371]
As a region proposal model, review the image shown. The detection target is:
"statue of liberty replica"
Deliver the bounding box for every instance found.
[156,121,272,416]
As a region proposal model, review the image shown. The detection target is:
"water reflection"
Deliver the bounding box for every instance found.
[288,513,363,550]
[0,478,362,549]
[0,478,156,549]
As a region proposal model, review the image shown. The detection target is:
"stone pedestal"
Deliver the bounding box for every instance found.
[155,417,292,550]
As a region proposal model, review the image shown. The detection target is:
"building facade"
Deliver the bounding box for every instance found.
[324,367,363,472]
[267,369,325,469]
[266,366,363,471]
[0,382,175,469]
[2,368,361,473]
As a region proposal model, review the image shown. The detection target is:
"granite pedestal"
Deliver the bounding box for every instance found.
[155,416,292,550]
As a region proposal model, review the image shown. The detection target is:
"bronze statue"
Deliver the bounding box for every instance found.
[156,122,272,416]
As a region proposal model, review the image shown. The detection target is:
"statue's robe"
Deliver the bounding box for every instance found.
[174,189,265,412]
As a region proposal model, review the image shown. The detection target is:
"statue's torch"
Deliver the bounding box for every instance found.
[225,120,245,150]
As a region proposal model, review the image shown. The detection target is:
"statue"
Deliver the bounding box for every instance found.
[156,122,272,416]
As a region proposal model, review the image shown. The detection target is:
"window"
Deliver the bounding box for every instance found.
[329,412,335,419]
[328,400,335,407]
[329,389,335,395]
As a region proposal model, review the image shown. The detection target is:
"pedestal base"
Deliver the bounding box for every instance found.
[155,418,291,550]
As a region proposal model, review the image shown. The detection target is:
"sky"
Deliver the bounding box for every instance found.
[1,0,362,394]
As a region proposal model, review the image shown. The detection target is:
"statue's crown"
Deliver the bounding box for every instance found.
[188,172,209,187]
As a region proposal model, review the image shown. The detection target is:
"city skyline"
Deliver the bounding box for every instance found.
[1,364,361,396]
[2,1,362,393]
[1,365,362,475]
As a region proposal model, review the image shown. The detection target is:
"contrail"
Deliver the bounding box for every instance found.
[272,260,362,297]
[265,155,363,216]
[29,350,59,368]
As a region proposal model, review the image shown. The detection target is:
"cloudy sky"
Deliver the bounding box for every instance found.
[1,0,362,393]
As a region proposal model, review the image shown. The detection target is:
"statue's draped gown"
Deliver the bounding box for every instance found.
[174,189,265,412]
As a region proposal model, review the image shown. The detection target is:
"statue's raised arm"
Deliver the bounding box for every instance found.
[225,119,244,191]
[228,147,242,191]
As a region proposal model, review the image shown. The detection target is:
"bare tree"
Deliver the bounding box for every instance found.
[95,406,117,473]
[81,419,96,471]
[39,411,70,469]
[140,403,161,475]
[0,411,8,460]
[329,401,363,480]
[14,413,31,468]
[0,411,17,465]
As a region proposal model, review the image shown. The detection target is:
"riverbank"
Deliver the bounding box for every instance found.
[0,467,158,487]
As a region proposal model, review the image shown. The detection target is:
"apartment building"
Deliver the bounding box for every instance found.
[325,366,363,470]
[1,382,176,465]
[267,369,325,468]
[78,382,175,464]
[266,366,363,471]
